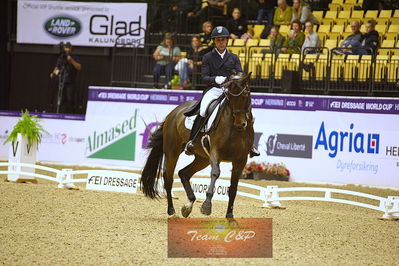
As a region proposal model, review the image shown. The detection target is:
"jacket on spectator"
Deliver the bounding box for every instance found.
[291,5,320,25]
[361,30,379,53]
[258,0,277,10]
[283,31,305,54]
[226,17,248,38]
[273,6,293,25]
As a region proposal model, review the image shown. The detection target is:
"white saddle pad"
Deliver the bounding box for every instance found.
[185,100,224,132]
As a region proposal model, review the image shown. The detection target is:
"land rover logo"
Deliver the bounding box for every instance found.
[44,16,81,38]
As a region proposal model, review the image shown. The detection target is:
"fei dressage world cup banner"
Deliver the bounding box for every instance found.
[17,0,147,47]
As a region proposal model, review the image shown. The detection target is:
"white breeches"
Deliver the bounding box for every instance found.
[200,87,224,117]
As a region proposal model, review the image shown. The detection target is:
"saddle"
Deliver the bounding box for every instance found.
[184,94,225,117]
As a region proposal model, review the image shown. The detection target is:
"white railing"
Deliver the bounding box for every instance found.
[0,162,398,220]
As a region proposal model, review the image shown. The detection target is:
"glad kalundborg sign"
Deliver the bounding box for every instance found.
[17,1,146,47]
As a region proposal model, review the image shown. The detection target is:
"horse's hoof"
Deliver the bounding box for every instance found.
[200,202,212,216]
[181,203,194,218]
[226,213,234,218]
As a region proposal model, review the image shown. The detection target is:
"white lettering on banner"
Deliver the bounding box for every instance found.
[86,170,140,193]
[17,1,147,47]
[191,178,230,201]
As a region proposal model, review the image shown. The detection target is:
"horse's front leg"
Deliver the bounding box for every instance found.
[200,154,220,216]
[226,159,246,218]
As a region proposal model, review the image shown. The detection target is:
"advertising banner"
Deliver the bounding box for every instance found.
[1,87,398,188]
[17,0,147,47]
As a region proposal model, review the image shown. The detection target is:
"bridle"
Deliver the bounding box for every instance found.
[222,78,251,116]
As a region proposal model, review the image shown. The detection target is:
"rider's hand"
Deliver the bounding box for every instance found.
[215,76,227,85]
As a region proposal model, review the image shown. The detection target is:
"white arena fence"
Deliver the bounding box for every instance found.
[0,162,398,220]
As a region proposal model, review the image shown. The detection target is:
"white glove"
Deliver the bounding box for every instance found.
[215,76,227,85]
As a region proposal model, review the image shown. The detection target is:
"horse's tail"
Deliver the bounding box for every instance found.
[140,122,164,199]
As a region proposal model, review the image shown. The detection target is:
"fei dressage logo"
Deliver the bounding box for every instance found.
[44,16,81,38]
[314,122,380,158]
[86,109,138,161]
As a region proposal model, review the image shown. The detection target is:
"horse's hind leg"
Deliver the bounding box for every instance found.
[179,156,209,218]
[164,151,180,216]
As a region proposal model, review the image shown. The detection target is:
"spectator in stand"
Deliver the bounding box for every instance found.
[273,0,293,26]
[161,0,202,32]
[301,21,321,54]
[256,0,277,25]
[226,8,248,39]
[195,0,231,24]
[281,19,305,54]
[261,26,285,55]
[358,19,379,55]
[152,33,181,89]
[175,36,207,89]
[200,21,213,47]
[335,20,362,54]
[291,0,320,25]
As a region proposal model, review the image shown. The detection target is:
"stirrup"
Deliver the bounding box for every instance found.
[184,141,195,155]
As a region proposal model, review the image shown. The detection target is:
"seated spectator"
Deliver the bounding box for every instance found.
[241,28,255,41]
[161,0,202,32]
[339,20,362,50]
[358,19,379,55]
[273,0,293,26]
[281,19,305,54]
[257,0,277,25]
[200,21,213,47]
[262,26,285,55]
[175,36,206,89]
[152,33,181,89]
[301,21,321,54]
[291,0,320,25]
[226,8,248,39]
[195,0,230,24]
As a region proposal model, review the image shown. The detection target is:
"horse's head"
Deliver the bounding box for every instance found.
[223,72,252,131]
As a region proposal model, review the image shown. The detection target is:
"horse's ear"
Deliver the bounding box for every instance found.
[241,72,252,84]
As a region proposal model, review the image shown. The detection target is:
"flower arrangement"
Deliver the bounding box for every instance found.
[242,161,290,180]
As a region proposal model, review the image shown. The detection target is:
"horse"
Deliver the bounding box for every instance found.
[140,72,254,218]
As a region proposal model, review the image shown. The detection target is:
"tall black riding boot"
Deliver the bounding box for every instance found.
[184,115,205,155]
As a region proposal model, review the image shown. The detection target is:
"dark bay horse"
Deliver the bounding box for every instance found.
[141,72,254,218]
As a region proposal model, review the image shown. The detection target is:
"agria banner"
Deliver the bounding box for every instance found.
[17,0,147,47]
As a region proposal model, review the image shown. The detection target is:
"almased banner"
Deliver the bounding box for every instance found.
[17,1,147,47]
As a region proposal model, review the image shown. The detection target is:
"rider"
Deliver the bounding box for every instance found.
[184,26,260,157]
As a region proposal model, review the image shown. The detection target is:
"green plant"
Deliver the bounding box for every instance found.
[4,110,48,145]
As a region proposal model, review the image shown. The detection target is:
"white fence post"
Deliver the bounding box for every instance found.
[57,169,76,189]
[261,185,283,208]
[380,196,399,220]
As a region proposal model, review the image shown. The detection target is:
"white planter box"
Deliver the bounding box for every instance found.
[8,133,37,183]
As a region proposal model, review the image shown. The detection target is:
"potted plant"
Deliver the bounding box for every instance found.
[3,110,48,182]
[242,161,290,181]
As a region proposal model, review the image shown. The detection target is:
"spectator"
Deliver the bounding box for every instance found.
[152,33,181,89]
[200,21,213,47]
[175,36,206,89]
[262,26,285,54]
[358,19,379,55]
[195,0,230,24]
[334,21,362,54]
[301,21,321,54]
[336,20,362,53]
[281,19,305,54]
[50,42,81,113]
[226,8,248,39]
[241,28,255,41]
[256,0,277,25]
[273,0,293,26]
[291,0,320,25]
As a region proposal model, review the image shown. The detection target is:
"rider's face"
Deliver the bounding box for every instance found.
[214,37,228,52]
